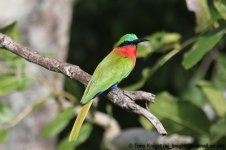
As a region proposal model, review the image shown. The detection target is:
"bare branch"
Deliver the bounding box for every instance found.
[107,88,166,135]
[0,33,167,135]
[0,33,90,85]
[123,91,155,102]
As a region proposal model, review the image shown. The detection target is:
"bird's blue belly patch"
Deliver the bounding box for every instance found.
[110,84,118,90]
[93,84,118,99]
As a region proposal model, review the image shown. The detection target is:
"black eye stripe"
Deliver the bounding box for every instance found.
[118,41,135,47]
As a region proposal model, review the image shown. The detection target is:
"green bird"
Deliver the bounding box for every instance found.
[69,34,147,141]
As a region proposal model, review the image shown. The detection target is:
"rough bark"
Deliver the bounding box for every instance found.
[0,33,167,136]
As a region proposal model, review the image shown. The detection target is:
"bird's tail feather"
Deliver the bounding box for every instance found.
[69,100,93,141]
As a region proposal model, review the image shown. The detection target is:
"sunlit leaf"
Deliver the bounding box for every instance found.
[0,103,14,123]
[210,115,226,144]
[0,75,33,96]
[41,107,75,138]
[0,22,20,41]
[0,129,8,143]
[214,0,226,20]
[146,32,181,52]
[198,81,226,117]
[212,55,226,89]
[137,32,181,58]
[0,75,19,95]
[0,22,21,60]
[141,92,211,136]
[57,123,93,150]
[0,22,33,96]
[137,41,152,58]
[186,0,212,32]
[182,28,224,69]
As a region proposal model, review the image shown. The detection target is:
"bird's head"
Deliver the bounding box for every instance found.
[114,34,147,47]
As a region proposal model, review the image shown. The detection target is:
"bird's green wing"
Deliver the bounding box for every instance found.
[81,50,135,104]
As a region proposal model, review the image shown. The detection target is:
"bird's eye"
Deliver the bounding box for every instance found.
[118,41,133,47]
[125,41,130,44]
[123,41,128,45]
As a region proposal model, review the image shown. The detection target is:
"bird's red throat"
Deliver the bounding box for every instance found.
[116,45,136,62]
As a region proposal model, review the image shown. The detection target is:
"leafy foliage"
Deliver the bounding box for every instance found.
[0,103,14,123]
[1,0,226,149]
[0,23,33,142]
[138,0,226,147]
[57,123,93,150]
[0,129,8,143]
[210,116,226,144]
[183,28,225,69]
[0,23,33,96]
[41,107,75,138]
[214,0,226,20]
[140,92,211,136]
[198,81,226,117]
[186,0,212,32]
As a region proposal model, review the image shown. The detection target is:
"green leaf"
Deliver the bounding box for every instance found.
[198,81,226,117]
[137,32,181,57]
[142,92,211,136]
[41,107,75,138]
[0,24,33,96]
[186,0,212,32]
[0,103,14,123]
[0,22,25,68]
[0,75,33,96]
[64,77,81,102]
[148,32,181,52]
[0,22,20,42]
[214,0,226,20]
[210,115,226,144]
[0,22,21,60]
[182,28,224,69]
[181,84,205,108]
[212,55,226,89]
[0,75,19,95]
[136,42,152,58]
[0,129,8,143]
[57,123,93,150]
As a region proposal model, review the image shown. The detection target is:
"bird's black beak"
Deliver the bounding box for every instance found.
[133,38,149,45]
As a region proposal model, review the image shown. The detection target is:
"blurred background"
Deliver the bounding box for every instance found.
[0,0,226,150]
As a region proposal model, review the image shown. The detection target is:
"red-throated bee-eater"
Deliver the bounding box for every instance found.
[69,34,147,141]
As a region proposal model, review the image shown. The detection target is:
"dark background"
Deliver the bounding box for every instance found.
[67,0,195,149]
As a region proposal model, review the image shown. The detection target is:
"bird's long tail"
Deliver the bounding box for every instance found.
[69,100,93,141]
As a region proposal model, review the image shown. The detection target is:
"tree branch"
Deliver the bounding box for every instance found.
[0,33,167,135]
